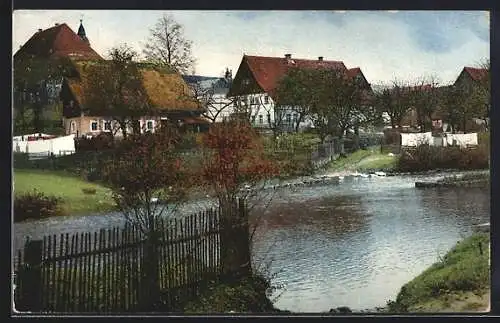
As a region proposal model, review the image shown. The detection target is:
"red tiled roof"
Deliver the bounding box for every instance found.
[14,23,102,61]
[463,67,488,81]
[347,67,361,78]
[243,55,347,94]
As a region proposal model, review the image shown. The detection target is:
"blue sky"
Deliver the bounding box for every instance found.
[13,10,489,85]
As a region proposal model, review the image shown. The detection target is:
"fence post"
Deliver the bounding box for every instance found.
[20,240,43,312]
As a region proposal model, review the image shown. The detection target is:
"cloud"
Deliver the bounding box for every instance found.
[13,10,489,84]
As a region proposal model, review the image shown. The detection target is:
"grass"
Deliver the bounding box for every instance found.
[327,147,397,173]
[13,169,116,216]
[388,233,490,313]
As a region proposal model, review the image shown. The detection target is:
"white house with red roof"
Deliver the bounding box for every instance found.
[228,53,371,133]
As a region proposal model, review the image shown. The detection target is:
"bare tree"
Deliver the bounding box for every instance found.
[189,79,235,123]
[374,79,413,129]
[408,76,441,132]
[143,14,196,74]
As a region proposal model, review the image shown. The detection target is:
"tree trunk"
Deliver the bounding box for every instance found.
[219,198,251,282]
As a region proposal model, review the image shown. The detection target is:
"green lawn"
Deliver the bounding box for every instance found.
[388,233,490,313]
[13,169,116,216]
[327,147,397,173]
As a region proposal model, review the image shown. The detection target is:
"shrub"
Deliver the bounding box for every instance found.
[183,273,277,313]
[397,144,489,172]
[14,189,63,222]
[81,187,97,195]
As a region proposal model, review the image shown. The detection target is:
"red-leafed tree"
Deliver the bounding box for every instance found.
[200,120,279,280]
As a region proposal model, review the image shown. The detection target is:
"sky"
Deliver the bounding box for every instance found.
[13,10,490,85]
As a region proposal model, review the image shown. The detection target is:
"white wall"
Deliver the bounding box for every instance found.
[13,134,76,155]
[401,132,478,148]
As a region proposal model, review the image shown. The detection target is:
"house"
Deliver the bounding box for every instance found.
[455,66,488,88]
[453,66,489,132]
[227,54,372,133]
[60,60,205,137]
[182,69,234,123]
[13,21,103,123]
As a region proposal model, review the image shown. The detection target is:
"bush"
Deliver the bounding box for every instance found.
[14,189,63,222]
[183,274,277,313]
[81,187,97,195]
[397,144,489,172]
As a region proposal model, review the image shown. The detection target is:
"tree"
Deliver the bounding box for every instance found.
[407,76,440,132]
[274,67,376,145]
[374,80,413,129]
[81,44,151,139]
[441,62,489,133]
[275,68,316,133]
[200,120,279,280]
[474,59,490,130]
[190,78,236,123]
[143,14,196,74]
[13,56,72,134]
[102,124,192,309]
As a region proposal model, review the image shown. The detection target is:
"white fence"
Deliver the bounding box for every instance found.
[13,134,76,156]
[401,132,478,148]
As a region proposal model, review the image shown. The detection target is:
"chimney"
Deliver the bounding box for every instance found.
[224,68,232,81]
[284,54,292,59]
[318,56,324,61]
[55,23,59,26]
[38,28,43,32]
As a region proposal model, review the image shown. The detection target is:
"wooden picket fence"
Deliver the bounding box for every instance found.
[13,207,246,313]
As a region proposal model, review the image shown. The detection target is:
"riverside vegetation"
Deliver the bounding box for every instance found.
[386,232,490,313]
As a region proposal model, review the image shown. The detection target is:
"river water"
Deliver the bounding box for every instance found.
[13,173,490,313]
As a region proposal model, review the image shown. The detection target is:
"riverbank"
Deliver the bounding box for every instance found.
[324,147,397,174]
[385,232,490,313]
[13,169,116,216]
[415,171,490,188]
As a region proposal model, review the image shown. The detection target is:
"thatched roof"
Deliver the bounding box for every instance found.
[64,60,201,112]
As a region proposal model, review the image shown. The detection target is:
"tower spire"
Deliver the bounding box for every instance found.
[77,19,89,45]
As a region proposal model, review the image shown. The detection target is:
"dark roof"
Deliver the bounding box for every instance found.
[77,20,89,43]
[462,67,488,82]
[14,23,102,61]
[183,74,232,95]
[182,75,219,84]
[240,55,347,94]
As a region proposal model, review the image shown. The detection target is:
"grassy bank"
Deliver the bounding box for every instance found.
[387,233,490,313]
[13,169,116,216]
[326,147,397,173]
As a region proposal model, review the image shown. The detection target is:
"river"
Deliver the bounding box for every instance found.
[13,172,490,313]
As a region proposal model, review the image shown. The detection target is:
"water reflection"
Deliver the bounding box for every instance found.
[13,174,490,313]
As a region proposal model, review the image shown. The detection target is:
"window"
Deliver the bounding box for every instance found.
[70,121,76,133]
[264,96,269,104]
[251,115,256,123]
[146,120,155,132]
[90,120,98,132]
[103,121,112,131]
[259,115,263,124]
